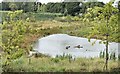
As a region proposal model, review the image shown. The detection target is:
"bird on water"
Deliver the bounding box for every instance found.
[74,45,83,48]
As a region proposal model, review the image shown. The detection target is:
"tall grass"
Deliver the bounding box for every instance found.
[2,56,119,72]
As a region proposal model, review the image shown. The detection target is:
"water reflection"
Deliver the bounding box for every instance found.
[33,34,119,58]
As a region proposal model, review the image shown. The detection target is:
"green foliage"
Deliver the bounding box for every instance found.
[80,2,104,13]
[46,3,66,13]
[33,13,62,21]
[2,10,32,66]
[65,2,81,16]
[84,3,119,70]
[118,1,120,11]
[55,53,73,60]
[9,3,18,11]
[51,58,60,63]
[39,4,47,13]
[72,16,80,21]
[21,2,37,12]
[2,2,38,12]
[1,2,10,10]
[85,2,119,42]
[66,15,72,23]
[1,2,105,15]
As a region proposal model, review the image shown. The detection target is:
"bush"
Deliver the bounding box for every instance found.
[2,10,33,66]
[72,16,80,21]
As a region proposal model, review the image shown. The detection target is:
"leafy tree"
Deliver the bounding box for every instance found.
[9,3,18,11]
[2,2,10,10]
[21,2,36,12]
[65,2,80,16]
[80,2,104,14]
[85,2,119,70]
[2,2,38,12]
[37,2,42,12]
[45,3,64,13]
[46,3,55,12]
[40,4,47,13]
[118,1,120,11]
[0,3,2,10]
[1,10,32,67]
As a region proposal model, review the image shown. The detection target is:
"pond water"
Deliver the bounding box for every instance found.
[33,34,119,58]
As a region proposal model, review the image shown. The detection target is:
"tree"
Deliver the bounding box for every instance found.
[0,3,2,10]
[1,2,38,12]
[37,2,42,12]
[21,2,36,12]
[85,2,119,70]
[65,2,80,16]
[46,3,55,12]
[2,2,10,10]
[2,10,32,67]
[45,3,64,13]
[40,4,47,13]
[118,1,120,11]
[9,3,18,11]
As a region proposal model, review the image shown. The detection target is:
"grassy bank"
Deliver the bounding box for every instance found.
[21,20,92,51]
[2,56,119,72]
[1,11,118,42]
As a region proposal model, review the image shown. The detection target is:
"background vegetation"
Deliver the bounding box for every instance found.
[0,0,120,72]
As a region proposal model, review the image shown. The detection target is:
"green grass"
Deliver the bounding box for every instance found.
[2,56,119,72]
[0,11,117,42]
[0,11,12,14]
[1,11,119,72]
[29,20,92,38]
[22,12,63,21]
[0,11,63,22]
[35,12,63,20]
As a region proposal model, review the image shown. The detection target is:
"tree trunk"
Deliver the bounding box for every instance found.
[105,16,109,71]
[105,35,109,71]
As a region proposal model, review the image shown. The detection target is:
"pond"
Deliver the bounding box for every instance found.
[33,34,119,58]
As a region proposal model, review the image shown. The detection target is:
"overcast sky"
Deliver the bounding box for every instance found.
[0,0,111,3]
[0,0,2,3]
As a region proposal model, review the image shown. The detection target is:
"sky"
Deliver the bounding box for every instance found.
[98,0,111,3]
[0,0,2,3]
[0,0,111,3]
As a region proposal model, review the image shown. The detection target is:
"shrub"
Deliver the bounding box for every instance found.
[72,16,80,21]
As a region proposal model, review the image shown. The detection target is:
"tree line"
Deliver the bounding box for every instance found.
[0,2,38,12]
[0,2,106,15]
